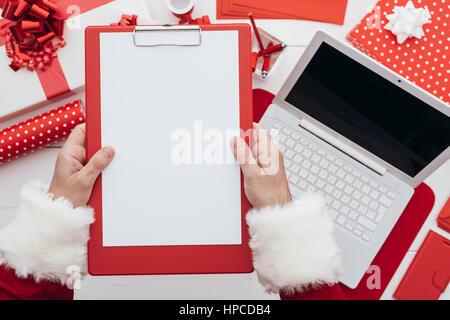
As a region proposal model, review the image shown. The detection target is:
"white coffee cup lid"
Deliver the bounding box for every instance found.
[166,0,194,15]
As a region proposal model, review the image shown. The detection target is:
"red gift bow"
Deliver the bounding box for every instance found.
[110,14,138,27]
[0,100,84,165]
[1,0,66,72]
[170,7,210,25]
[0,0,115,103]
[110,12,211,27]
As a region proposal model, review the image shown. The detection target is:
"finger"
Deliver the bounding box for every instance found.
[256,123,282,159]
[230,136,259,178]
[252,124,284,175]
[63,123,86,149]
[256,152,272,168]
[252,122,270,143]
[251,122,265,149]
[251,123,258,149]
[252,123,272,161]
[81,146,115,183]
[263,135,284,175]
[61,123,86,162]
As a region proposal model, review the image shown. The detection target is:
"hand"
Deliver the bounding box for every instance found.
[48,123,115,208]
[231,123,291,210]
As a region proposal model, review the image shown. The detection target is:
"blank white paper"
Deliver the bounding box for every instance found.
[100,30,242,246]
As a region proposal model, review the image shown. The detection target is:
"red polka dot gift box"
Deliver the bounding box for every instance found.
[346,0,449,104]
[0,100,84,165]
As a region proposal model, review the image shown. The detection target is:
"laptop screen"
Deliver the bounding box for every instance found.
[285,42,450,178]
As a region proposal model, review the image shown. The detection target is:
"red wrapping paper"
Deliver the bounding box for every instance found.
[0,100,84,165]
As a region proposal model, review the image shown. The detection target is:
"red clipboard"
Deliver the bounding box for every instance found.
[85,24,253,275]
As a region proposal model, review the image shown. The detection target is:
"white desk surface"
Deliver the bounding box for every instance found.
[0,0,448,300]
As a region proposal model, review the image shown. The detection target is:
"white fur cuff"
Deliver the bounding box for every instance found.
[246,194,342,294]
[0,181,94,285]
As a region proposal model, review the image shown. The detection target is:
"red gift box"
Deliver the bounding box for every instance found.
[346,0,449,104]
[0,0,154,121]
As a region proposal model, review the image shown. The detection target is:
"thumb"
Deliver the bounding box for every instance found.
[230,136,259,179]
[82,146,115,183]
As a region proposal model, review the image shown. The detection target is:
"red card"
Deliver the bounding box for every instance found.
[232,0,348,25]
[217,0,349,24]
[217,0,303,20]
[394,230,450,300]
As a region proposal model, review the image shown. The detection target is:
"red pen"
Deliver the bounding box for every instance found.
[262,54,271,79]
[261,42,273,79]
[258,43,286,57]
[248,13,264,51]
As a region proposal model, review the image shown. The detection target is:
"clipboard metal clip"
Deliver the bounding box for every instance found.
[133,25,202,47]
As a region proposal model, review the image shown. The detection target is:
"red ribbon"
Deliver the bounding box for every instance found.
[171,7,210,25]
[0,18,13,46]
[1,0,66,72]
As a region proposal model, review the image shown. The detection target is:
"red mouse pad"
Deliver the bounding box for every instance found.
[253,89,436,300]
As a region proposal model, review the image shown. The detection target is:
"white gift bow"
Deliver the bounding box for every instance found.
[384,0,431,44]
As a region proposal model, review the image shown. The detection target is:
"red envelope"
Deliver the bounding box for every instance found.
[217,0,293,19]
[394,231,450,300]
[233,0,348,25]
[437,198,450,233]
[217,0,348,25]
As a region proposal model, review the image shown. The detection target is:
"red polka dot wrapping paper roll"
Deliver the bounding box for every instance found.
[0,100,84,165]
[346,0,449,104]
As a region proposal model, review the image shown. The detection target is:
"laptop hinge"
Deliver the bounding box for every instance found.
[298,118,387,176]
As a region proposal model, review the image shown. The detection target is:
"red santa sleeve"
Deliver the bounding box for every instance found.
[0,181,94,300]
[246,193,343,299]
[0,265,73,300]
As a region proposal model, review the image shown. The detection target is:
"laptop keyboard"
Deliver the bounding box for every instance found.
[270,121,398,243]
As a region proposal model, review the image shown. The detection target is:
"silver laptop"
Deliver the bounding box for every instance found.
[260,31,450,288]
